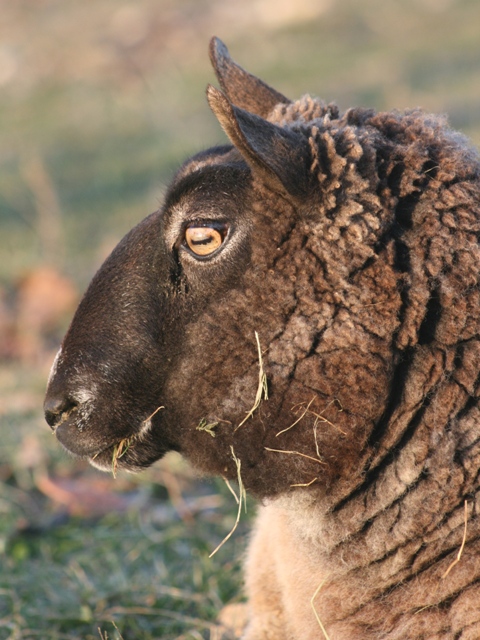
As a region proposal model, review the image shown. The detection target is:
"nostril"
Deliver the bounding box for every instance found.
[44,396,77,429]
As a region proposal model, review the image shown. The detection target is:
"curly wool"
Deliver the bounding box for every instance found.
[239,107,480,639]
[171,102,480,639]
[44,39,480,639]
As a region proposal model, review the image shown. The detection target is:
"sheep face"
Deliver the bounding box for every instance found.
[45,135,393,496]
[44,153,255,472]
[45,39,480,511]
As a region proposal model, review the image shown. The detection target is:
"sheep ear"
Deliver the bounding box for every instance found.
[209,37,291,117]
[207,85,311,200]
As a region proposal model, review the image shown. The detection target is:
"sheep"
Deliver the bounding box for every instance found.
[44,37,480,639]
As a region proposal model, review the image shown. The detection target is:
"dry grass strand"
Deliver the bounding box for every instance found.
[309,410,346,436]
[276,397,315,437]
[311,577,331,640]
[111,438,132,478]
[143,405,164,424]
[235,331,268,430]
[209,446,246,557]
[290,477,318,488]
[265,447,326,465]
[442,500,469,580]
[277,397,346,441]
[223,477,240,504]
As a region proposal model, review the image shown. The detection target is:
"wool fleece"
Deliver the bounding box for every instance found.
[45,38,480,639]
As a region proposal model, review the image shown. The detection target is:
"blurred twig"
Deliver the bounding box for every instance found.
[21,153,65,269]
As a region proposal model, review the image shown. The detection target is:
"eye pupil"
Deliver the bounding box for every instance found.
[185,225,226,256]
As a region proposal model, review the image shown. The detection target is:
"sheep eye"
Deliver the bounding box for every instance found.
[184,223,228,257]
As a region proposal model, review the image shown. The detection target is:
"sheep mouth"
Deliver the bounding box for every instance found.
[46,394,169,475]
[52,403,165,473]
[53,416,139,471]
[87,431,172,475]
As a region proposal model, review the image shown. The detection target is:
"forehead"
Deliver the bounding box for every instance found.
[172,145,241,180]
[164,145,251,212]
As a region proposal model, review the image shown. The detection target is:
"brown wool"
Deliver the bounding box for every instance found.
[44,39,480,639]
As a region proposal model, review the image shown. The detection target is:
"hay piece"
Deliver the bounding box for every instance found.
[111,438,132,478]
[277,397,346,440]
[196,418,219,437]
[265,447,326,465]
[313,418,322,459]
[235,331,268,430]
[276,397,315,437]
[311,578,331,640]
[100,406,165,478]
[290,477,318,488]
[442,500,469,580]
[209,446,246,558]
[309,410,346,436]
[223,477,240,504]
[142,405,164,428]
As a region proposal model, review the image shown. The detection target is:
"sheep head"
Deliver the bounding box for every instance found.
[44,39,480,508]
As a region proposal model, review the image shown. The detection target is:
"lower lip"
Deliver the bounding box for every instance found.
[54,419,124,464]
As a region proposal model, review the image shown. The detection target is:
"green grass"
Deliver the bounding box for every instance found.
[0,365,251,640]
[1,499,247,640]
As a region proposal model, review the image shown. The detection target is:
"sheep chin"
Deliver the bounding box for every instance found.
[88,452,114,473]
[88,440,137,474]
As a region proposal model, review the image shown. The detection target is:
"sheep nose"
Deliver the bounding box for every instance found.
[44,395,77,430]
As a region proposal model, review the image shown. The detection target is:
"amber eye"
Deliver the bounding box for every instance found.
[184,224,227,257]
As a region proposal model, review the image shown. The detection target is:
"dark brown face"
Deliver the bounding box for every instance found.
[44,148,257,475]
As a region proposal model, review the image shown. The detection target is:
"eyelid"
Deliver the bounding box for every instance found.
[184,220,229,233]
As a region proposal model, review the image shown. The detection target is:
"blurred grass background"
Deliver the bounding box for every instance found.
[1,0,480,638]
